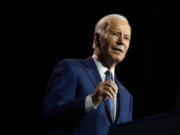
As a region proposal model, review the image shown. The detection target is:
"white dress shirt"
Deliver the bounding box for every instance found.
[85,54,117,121]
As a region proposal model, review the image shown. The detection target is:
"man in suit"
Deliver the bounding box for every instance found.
[42,14,132,135]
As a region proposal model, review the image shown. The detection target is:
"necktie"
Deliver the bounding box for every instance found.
[105,70,115,122]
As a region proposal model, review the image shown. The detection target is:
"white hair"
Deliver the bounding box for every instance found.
[95,14,129,34]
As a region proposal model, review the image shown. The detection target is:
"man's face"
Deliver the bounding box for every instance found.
[97,19,131,64]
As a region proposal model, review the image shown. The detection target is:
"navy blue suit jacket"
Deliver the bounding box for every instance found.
[42,56,133,135]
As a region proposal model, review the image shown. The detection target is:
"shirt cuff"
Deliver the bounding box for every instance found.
[85,94,99,113]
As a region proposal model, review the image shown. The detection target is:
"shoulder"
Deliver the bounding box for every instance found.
[48,58,85,83]
[57,58,84,66]
[54,57,89,72]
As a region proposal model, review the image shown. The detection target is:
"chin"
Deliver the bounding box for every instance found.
[112,55,125,63]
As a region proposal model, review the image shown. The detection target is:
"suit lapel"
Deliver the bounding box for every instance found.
[84,57,102,87]
[84,57,118,124]
[114,75,122,123]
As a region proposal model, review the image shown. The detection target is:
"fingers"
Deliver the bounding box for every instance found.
[104,80,118,95]
[104,86,116,98]
[98,81,118,99]
[92,81,118,104]
[101,88,114,98]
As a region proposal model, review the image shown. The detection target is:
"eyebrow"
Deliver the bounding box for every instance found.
[124,34,130,37]
[111,30,130,37]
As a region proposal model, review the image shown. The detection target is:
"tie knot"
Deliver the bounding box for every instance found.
[105,70,113,81]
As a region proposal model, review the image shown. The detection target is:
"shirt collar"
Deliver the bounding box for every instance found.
[92,54,115,80]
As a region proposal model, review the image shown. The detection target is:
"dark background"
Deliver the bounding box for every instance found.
[1,0,180,134]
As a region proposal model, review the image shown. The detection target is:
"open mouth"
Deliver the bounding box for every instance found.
[112,47,123,53]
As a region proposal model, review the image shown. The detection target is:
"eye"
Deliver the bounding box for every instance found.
[110,31,119,36]
[124,36,130,40]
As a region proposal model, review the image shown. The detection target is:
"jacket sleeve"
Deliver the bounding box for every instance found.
[41,60,86,126]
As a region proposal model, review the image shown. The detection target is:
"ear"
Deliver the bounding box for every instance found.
[93,33,100,48]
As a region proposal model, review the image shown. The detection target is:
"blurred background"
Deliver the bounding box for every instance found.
[1,0,180,134]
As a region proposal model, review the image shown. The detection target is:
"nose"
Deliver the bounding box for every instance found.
[116,35,124,46]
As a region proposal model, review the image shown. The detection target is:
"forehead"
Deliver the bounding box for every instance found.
[107,18,131,34]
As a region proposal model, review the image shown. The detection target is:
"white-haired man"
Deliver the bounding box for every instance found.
[42,14,133,135]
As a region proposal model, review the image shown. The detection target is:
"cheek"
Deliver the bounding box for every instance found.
[103,44,111,53]
[107,39,116,50]
[124,42,130,51]
[101,41,112,52]
[109,38,117,45]
[101,37,116,53]
[99,43,109,54]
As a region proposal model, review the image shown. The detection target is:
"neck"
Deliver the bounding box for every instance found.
[94,53,117,70]
[99,56,117,69]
